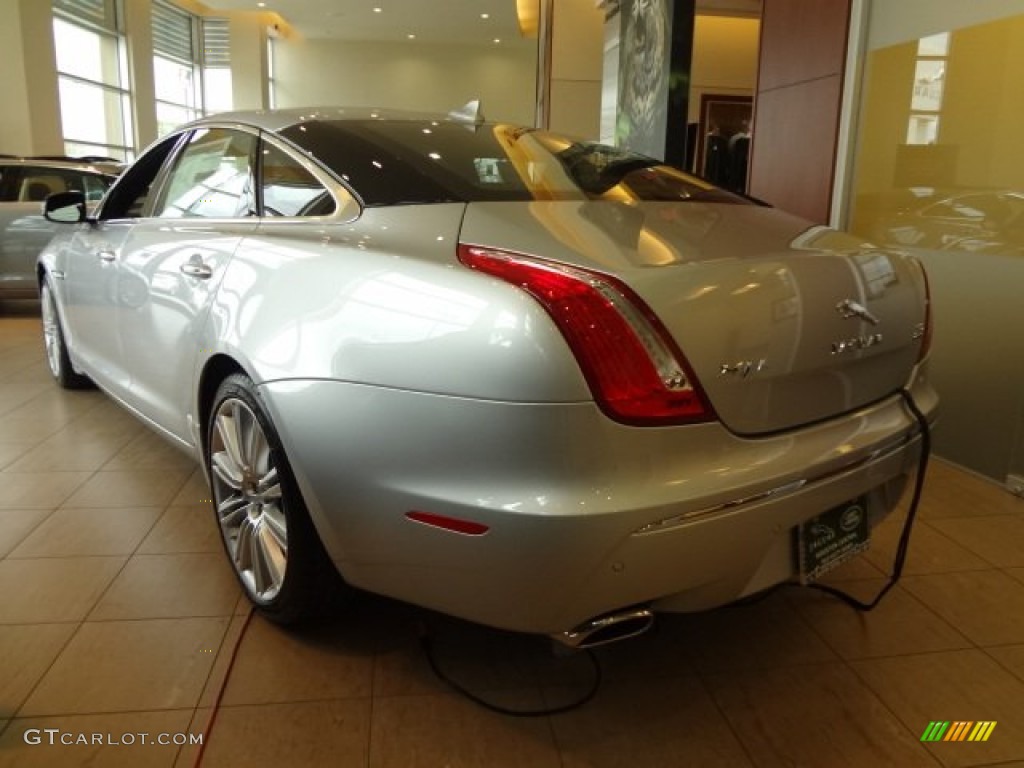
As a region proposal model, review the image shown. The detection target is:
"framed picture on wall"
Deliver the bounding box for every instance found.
[697,94,753,193]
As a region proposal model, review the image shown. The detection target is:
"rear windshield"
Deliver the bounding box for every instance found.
[279,120,750,208]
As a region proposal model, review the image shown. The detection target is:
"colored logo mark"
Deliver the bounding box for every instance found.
[921,721,997,742]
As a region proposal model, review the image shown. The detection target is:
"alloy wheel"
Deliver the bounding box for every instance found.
[209,397,288,601]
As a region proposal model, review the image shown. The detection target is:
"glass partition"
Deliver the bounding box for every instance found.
[848,8,1024,484]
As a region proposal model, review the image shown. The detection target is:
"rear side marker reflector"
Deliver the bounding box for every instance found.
[406,510,490,536]
[458,243,714,426]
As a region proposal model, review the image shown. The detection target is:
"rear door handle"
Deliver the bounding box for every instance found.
[180,254,213,279]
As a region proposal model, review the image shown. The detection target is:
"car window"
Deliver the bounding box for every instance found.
[100,134,184,220]
[280,120,750,207]
[0,166,18,201]
[154,128,257,219]
[259,142,336,217]
[82,173,111,202]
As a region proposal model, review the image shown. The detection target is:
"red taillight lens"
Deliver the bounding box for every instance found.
[458,244,714,426]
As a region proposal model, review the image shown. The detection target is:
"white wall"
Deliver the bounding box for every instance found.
[272,38,538,125]
[866,0,1024,49]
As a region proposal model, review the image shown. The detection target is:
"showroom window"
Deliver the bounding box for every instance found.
[52,0,134,161]
[201,17,233,115]
[152,0,202,135]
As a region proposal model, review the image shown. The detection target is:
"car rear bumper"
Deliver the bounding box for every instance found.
[260,366,936,635]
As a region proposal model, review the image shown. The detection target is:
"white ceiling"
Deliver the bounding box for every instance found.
[203,0,529,45]
[200,0,761,44]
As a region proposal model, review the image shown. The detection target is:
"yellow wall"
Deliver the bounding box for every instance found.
[689,14,760,124]
[849,11,1024,483]
[0,0,62,155]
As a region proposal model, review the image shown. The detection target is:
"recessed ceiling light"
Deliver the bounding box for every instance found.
[493,38,501,43]
[257,1,266,6]
[373,6,382,12]
[481,13,490,19]
[407,33,415,39]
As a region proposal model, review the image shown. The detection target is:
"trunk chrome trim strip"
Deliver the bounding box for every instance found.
[632,431,917,535]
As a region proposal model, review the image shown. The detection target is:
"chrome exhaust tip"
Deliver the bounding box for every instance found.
[553,607,655,649]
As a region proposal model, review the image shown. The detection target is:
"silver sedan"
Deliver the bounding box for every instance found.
[37,108,937,647]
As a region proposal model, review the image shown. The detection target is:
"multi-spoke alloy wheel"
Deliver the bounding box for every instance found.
[207,373,342,622]
[40,279,92,389]
[210,396,288,602]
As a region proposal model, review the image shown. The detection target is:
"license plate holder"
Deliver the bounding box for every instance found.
[796,497,870,584]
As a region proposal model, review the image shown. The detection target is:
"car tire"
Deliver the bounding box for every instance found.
[40,278,93,390]
[206,372,346,624]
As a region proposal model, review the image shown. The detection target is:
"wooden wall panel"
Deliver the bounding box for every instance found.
[748,0,851,224]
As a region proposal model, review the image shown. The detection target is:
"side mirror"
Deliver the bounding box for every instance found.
[44,191,86,223]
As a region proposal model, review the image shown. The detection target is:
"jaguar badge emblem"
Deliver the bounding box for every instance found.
[835,299,879,325]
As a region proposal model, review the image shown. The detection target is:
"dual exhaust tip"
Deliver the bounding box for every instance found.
[553,607,654,649]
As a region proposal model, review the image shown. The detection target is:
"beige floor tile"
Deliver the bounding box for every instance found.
[927,515,1024,568]
[851,649,1024,767]
[195,699,370,768]
[675,591,837,673]
[220,614,373,705]
[549,674,753,768]
[369,690,560,768]
[0,442,37,470]
[1009,568,1024,587]
[102,430,197,471]
[0,709,193,768]
[0,624,77,716]
[374,608,579,698]
[987,644,1024,684]
[9,507,162,558]
[863,516,991,575]
[167,469,212,507]
[19,617,228,716]
[89,553,241,621]
[705,662,938,767]
[787,580,971,659]
[63,469,191,509]
[196,613,251,709]
[0,557,124,624]
[5,433,130,473]
[918,459,1024,519]
[136,505,221,555]
[0,472,92,510]
[0,415,62,444]
[902,570,1024,646]
[815,551,887,581]
[0,509,50,557]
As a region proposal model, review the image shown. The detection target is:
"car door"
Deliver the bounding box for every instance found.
[115,126,259,442]
[61,138,182,396]
[0,165,56,297]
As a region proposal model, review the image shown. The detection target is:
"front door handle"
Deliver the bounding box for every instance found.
[96,249,116,262]
[180,254,213,280]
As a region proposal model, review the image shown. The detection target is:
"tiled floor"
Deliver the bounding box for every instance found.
[2,301,1024,768]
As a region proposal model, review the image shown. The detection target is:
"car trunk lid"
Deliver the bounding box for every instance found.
[458,200,927,435]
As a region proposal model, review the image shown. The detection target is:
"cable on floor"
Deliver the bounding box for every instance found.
[192,604,256,768]
[421,627,602,717]
[804,387,932,611]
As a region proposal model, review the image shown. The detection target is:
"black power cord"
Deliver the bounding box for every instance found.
[806,388,932,610]
[420,630,603,717]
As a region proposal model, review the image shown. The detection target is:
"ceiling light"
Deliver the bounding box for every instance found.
[493,38,501,44]
[373,6,382,12]
[257,1,266,6]
[407,33,415,39]
[480,13,490,19]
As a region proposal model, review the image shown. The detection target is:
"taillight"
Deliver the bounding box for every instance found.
[458,244,714,426]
